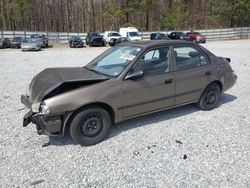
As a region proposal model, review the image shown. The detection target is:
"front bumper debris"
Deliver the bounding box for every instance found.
[23,111,63,135]
[23,111,33,127]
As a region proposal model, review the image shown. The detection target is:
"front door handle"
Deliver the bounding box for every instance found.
[205,71,211,76]
[165,79,174,84]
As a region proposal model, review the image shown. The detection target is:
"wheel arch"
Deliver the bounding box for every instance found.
[209,80,223,92]
[62,102,115,135]
[198,80,223,102]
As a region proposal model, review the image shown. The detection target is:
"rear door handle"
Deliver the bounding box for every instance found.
[165,79,174,84]
[205,71,211,76]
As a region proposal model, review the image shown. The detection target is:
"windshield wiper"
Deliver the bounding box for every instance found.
[84,67,111,77]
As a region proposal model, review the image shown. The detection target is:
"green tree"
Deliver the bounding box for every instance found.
[103,3,123,30]
[139,0,153,30]
[10,0,32,29]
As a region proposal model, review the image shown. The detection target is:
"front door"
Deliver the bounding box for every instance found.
[121,47,175,118]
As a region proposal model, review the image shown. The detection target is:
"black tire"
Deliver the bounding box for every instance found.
[70,107,112,146]
[89,42,93,47]
[198,83,221,111]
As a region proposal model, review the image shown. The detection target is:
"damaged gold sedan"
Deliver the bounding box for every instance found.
[21,41,237,146]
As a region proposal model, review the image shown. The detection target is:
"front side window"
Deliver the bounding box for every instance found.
[173,46,209,71]
[131,47,170,76]
[129,32,139,37]
[109,33,119,37]
[86,46,142,77]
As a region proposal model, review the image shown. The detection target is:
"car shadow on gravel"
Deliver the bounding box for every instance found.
[48,93,237,146]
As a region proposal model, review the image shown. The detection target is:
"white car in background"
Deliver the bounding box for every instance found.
[119,27,142,42]
[104,31,120,46]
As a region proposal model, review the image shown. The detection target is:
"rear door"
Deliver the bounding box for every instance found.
[121,47,175,118]
[172,45,215,105]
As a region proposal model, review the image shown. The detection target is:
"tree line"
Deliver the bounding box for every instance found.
[0,0,250,32]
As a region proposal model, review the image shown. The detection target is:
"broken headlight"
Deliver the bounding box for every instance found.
[40,104,51,115]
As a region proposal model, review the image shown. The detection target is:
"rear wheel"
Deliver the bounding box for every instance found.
[70,107,112,146]
[198,83,221,110]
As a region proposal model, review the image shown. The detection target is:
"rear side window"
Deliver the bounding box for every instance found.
[173,46,209,71]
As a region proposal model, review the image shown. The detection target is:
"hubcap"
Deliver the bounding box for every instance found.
[81,116,102,137]
[205,89,217,105]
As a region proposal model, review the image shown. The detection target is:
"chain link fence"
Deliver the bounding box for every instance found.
[1,27,249,44]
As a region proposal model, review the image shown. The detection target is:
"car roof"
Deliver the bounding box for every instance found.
[120,40,197,48]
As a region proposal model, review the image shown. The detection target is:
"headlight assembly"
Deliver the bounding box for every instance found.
[40,104,51,115]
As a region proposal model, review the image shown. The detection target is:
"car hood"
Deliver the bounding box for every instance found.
[110,36,120,40]
[28,67,109,103]
[129,36,142,41]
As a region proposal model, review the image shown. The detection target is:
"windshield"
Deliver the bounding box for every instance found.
[92,32,101,36]
[0,38,3,42]
[31,34,40,38]
[193,32,201,35]
[86,46,142,77]
[13,37,21,42]
[109,33,119,37]
[27,38,40,43]
[129,32,139,37]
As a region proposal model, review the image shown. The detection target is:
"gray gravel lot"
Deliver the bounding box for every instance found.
[0,40,249,187]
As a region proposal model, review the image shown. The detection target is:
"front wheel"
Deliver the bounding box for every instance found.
[198,83,221,111]
[70,107,112,146]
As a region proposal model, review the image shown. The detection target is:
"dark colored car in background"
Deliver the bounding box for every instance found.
[186,32,206,43]
[168,32,187,40]
[0,38,11,48]
[69,36,84,48]
[30,34,48,48]
[116,37,129,45]
[150,32,168,40]
[11,37,28,48]
[21,40,237,146]
[108,38,118,46]
[85,32,105,47]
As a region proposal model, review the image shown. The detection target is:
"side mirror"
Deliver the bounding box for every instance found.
[125,71,144,80]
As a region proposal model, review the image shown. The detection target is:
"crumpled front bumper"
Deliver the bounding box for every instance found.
[21,91,63,135]
[23,110,63,135]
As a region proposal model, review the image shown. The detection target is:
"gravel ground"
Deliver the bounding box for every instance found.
[0,40,249,187]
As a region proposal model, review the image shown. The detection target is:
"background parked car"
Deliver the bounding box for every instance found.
[150,32,168,40]
[69,36,84,48]
[21,38,42,51]
[30,34,48,48]
[104,31,120,46]
[11,37,28,48]
[186,32,206,43]
[115,37,129,45]
[119,27,142,41]
[0,38,11,48]
[168,32,187,40]
[85,32,105,47]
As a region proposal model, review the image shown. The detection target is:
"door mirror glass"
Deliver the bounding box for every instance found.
[125,71,144,80]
